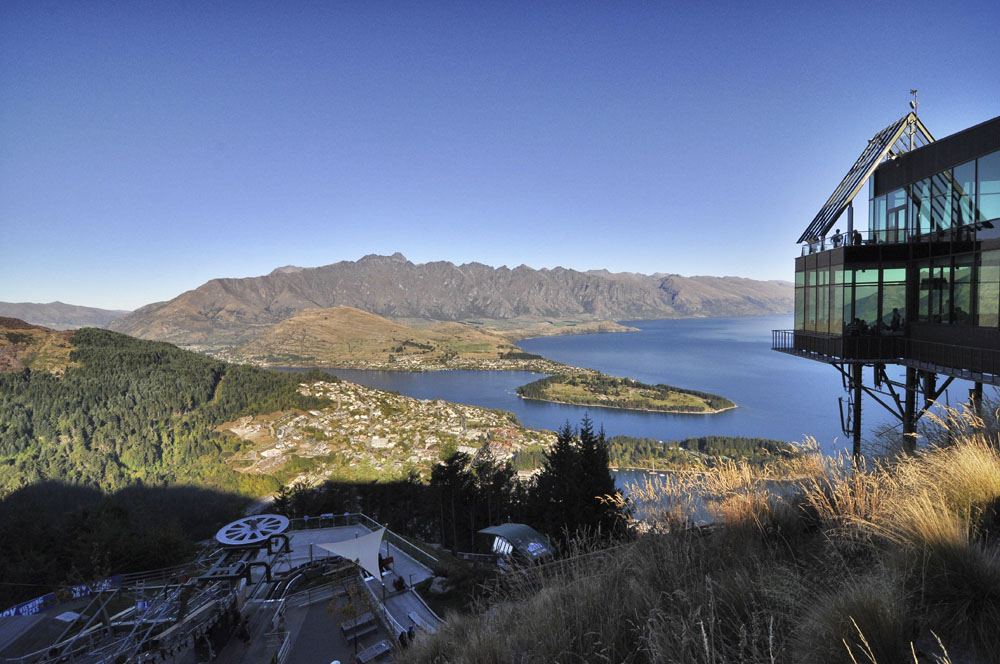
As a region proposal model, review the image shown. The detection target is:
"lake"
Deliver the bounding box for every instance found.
[292,315,978,456]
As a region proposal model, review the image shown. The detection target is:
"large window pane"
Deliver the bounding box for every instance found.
[805,286,817,331]
[953,160,976,226]
[979,149,1000,222]
[832,283,844,333]
[881,266,906,334]
[817,284,830,333]
[843,282,854,333]
[854,285,878,332]
[795,288,805,330]
[871,194,887,241]
[888,188,907,242]
[882,283,906,333]
[855,268,879,284]
[979,282,999,327]
[919,262,951,323]
[952,258,973,324]
[918,263,931,322]
[931,171,952,231]
[913,178,933,235]
[882,267,905,283]
[978,250,1000,327]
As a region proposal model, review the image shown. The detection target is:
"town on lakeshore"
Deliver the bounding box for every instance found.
[223,379,556,486]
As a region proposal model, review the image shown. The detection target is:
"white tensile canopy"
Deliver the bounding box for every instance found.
[317,527,386,579]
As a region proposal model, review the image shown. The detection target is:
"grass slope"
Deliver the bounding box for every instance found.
[0,318,75,373]
[235,306,523,367]
[410,413,1000,663]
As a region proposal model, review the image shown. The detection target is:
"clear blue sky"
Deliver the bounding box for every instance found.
[2,1,998,310]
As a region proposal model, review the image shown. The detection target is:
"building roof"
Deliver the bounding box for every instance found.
[796,112,934,244]
[479,523,552,559]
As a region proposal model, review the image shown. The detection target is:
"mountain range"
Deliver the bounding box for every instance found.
[0,301,129,330]
[109,253,793,345]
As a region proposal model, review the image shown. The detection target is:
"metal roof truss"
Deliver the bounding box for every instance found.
[797,112,934,243]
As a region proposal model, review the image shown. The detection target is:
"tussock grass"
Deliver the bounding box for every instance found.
[793,569,914,664]
[408,426,1000,663]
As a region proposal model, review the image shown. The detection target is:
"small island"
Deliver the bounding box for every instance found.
[516,372,735,414]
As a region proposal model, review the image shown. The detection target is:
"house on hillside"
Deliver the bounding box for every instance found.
[773,107,1000,459]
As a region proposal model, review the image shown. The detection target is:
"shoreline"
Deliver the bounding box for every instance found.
[516,393,738,416]
[265,362,569,374]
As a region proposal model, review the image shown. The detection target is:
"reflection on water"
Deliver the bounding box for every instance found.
[613,468,801,526]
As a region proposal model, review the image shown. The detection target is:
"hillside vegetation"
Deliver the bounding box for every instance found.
[231,306,566,371]
[410,409,1000,664]
[0,318,75,373]
[606,434,798,469]
[0,328,329,497]
[0,328,332,606]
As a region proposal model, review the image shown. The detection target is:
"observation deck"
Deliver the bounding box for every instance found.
[773,108,1000,457]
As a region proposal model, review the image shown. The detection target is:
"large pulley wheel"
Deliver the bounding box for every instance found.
[216,514,289,546]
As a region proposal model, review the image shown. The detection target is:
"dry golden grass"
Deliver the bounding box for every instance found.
[408,425,1000,663]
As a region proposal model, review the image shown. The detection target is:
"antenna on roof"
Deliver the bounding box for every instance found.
[908,89,919,149]
[909,89,919,115]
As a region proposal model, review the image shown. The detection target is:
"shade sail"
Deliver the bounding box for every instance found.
[317,527,386,579]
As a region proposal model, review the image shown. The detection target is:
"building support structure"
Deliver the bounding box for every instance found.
[831,360,966,465]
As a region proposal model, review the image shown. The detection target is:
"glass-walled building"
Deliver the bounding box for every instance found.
[776,112,1000,456]
[869,148,1000,243]
[790,115,1000,354]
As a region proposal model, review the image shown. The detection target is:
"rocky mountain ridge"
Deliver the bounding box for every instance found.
[109,253,793,345]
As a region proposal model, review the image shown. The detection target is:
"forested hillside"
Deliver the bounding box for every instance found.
[606,435,798,468]
[0,328,333,606]
[0,328,329,496]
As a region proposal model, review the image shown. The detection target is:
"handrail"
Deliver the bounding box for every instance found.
[773,329,1000,383]
[360,577,406,637]
[799,223,986,256]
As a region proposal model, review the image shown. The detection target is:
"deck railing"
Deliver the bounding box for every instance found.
[773,330,1000,383]
[771,329,902,361]
[799,224,988,256]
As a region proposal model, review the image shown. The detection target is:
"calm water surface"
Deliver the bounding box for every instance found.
[291,315,916,456]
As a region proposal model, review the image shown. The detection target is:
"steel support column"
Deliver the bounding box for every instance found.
[903,366,918,454]
[852,364,863,465]
[971,382,984,420]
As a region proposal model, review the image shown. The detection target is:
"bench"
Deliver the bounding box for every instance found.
[357,639,392,663]
[340,611,374,636]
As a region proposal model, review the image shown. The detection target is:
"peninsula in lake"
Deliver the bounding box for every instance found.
[109,253,793,347]
[517,372,735,414]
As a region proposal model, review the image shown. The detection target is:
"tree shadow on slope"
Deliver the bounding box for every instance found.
[0,481,249,608]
